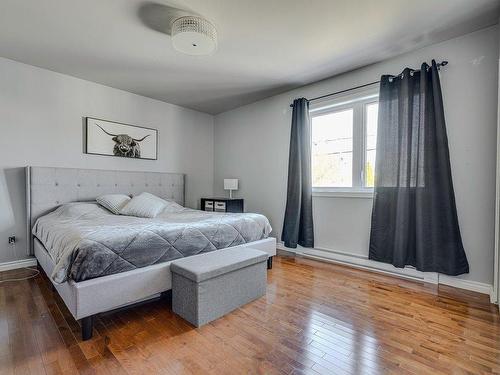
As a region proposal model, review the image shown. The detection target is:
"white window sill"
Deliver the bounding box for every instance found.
[312,188,374,199]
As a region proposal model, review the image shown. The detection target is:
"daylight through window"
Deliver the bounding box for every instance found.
[311,89,379,192]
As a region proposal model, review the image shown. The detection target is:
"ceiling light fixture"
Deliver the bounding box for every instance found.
[171,16,217,55]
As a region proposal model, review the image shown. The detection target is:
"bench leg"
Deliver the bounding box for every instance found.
[267,256,273,270]
[81,316,93,341]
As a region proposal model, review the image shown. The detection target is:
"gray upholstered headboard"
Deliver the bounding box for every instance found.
[26,166,185,255]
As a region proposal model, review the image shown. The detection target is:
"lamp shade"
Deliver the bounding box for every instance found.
[224,179,238,191]
[171,16,217,56]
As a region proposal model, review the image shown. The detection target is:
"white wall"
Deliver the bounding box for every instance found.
[494,21,500,304]
[0,57,214,264]
[214,26,499,285]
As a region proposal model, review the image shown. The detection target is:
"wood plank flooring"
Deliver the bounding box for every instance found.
[1,255,500,375]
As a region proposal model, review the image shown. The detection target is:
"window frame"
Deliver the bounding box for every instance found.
[310,87,379,198]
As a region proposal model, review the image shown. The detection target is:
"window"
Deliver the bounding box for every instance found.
[311,88,379,195]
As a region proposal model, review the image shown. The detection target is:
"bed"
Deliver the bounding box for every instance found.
[26,166,276,340]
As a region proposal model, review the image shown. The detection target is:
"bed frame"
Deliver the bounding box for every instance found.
[26,166,276,340]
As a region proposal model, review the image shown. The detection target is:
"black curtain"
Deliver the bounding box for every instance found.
[282,98,314,248]
[369,60,469,275]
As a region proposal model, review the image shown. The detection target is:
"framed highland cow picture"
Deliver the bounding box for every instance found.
[85,117,158,160]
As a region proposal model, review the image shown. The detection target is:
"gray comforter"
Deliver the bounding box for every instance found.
[33,202,272,283]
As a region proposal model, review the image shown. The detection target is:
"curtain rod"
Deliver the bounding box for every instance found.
[290,60,448,107]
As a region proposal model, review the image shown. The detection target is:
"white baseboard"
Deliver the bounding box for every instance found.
[277,242,493,298]
[438,274,494,299]
[0,258,37,272]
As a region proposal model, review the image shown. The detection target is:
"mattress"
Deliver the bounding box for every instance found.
[33,202,272,283]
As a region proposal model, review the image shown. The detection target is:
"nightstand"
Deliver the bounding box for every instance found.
[201,198,244,213]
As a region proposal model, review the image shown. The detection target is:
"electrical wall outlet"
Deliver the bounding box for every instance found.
[8,236,16,245]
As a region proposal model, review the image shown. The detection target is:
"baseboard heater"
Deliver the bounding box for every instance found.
[300,247,435,283]
[298,247,493,299]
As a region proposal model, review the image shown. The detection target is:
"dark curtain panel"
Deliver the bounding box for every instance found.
[282,98,314,248]
[369,60,469,275]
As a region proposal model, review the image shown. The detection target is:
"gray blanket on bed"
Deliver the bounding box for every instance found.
[33,202,272,283]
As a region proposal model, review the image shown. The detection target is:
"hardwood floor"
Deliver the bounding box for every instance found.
[1,256,500,375]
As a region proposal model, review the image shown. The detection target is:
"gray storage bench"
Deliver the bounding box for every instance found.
[170,247,268,327]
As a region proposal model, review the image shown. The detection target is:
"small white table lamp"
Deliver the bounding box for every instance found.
[224,179,238,199]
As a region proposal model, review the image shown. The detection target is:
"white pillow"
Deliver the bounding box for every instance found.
[162,200,184,213]
[96,194,131,214]
[140,192,184,213]
[119,192,167,218]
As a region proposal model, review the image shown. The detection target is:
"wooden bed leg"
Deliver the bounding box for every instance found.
[267,256,273,270]
[81,316,93,341]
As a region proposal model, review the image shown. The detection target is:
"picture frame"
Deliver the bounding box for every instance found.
[85,117,158,160]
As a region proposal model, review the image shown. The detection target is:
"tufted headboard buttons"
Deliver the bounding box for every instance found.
[26,166,185,256]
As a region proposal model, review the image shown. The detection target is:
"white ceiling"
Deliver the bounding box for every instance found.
[0,0,499,114]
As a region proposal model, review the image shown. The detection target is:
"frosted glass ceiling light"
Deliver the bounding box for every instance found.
[171,16,217,55]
